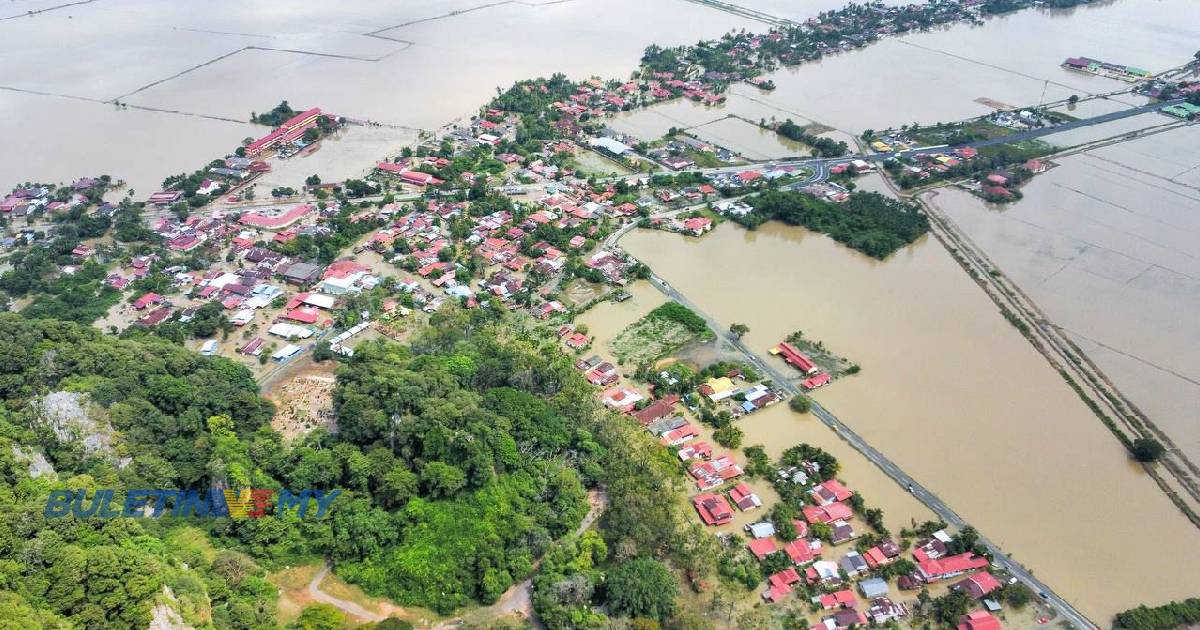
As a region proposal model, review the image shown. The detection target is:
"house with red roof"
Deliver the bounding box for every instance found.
[777,342,819,375]
[802,501,853,525]
[747,537,778,560]
[982,185,1013,199]
[693,493,733,526]
[917,553,989,583]
[659,424,699,447]
[953,572,1002,600]
[802,373,832,390]
[811,479,854,505]
[763,568,801,603]
[133,292,163,310]
[784,538,821,565]
[816,589,857,611]
[135,306,173,327]
[690,455,744,490]
[957,611,1001,630]
[564,332,591,350]
[239,204,313,231]
[736,170,762,185]
[681,217,712,236]
[631,395,679,425]
[600,387,643,412]
[677,441,713,461]
[729,483,762,511]
[284,308,320,324]
[239,337,264,356]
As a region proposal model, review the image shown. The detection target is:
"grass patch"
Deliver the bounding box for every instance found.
[611,302,713,364]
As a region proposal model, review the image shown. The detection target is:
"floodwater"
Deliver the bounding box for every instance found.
[622,223,1200,622]
[253,125,421,192]
[616,0,1200,141]
[687,117,808,160]
[930,123,1200,466]
[0,0,759,195]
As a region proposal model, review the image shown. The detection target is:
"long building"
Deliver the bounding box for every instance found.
[777,341,819,375]
[245,107,322,157]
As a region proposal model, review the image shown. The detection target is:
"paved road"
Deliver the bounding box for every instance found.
[618,262,1095,629]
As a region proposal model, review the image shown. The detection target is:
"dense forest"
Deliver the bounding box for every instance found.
[738,190,930,259]
[0,308,704,627]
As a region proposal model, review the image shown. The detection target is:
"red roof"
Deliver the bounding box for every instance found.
[400,171,443,186]
[285,308,320,324]
[764,583,792,603]
[747,538,778,560]
[133,292,162,310]
[784,539,817,565]
[864,546,889,568]
[239,204,313,230]
[768,568,801,588]
[818,589,857,609]
[957,611,1002,630]
[965,572,1002,596]
[728,482,759,510]
[812,479,854,504]
[280,107,321,130]
[693,493,733,526]
[802,373,832,389]
[777,342,818,373]
[802,501,853,525]
[631,395,680,425]
[919,553,989,580]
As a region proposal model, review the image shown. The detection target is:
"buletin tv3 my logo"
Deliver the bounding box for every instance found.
[43,488,340,518]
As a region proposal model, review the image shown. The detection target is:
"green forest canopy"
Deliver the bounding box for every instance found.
[740,189,929,259]
[0,308,697,626]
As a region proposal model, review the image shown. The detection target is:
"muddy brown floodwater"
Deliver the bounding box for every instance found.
[0,0,759,195]
[622,222,1200,622]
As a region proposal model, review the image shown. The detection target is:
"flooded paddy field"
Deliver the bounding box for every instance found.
[930,122,1200,466]
[623,222,1200,622]
[0,0,758,194]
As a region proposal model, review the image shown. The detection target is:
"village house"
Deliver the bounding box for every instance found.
[815,589,857,611]
[747,537,778,560]
[728,482,762,511]
[693,493,733,526]
[763,568,801,603]
[916,552,989,583]
[952,572,1002,600]
[957,610,1002,630]
[690,455,744,490]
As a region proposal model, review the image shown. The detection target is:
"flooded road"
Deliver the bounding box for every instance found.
[622,222,1200,622]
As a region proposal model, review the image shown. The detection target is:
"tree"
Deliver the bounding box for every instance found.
[1001,582,1033,609]
[604,558,679,620]
[728,323,749,339]
[1068,94,1080,104]
[289,603,346,630]
[1131,437,1166,463]
[713,425,743,449]
[788,395,811,414]
[306,174,322,186]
